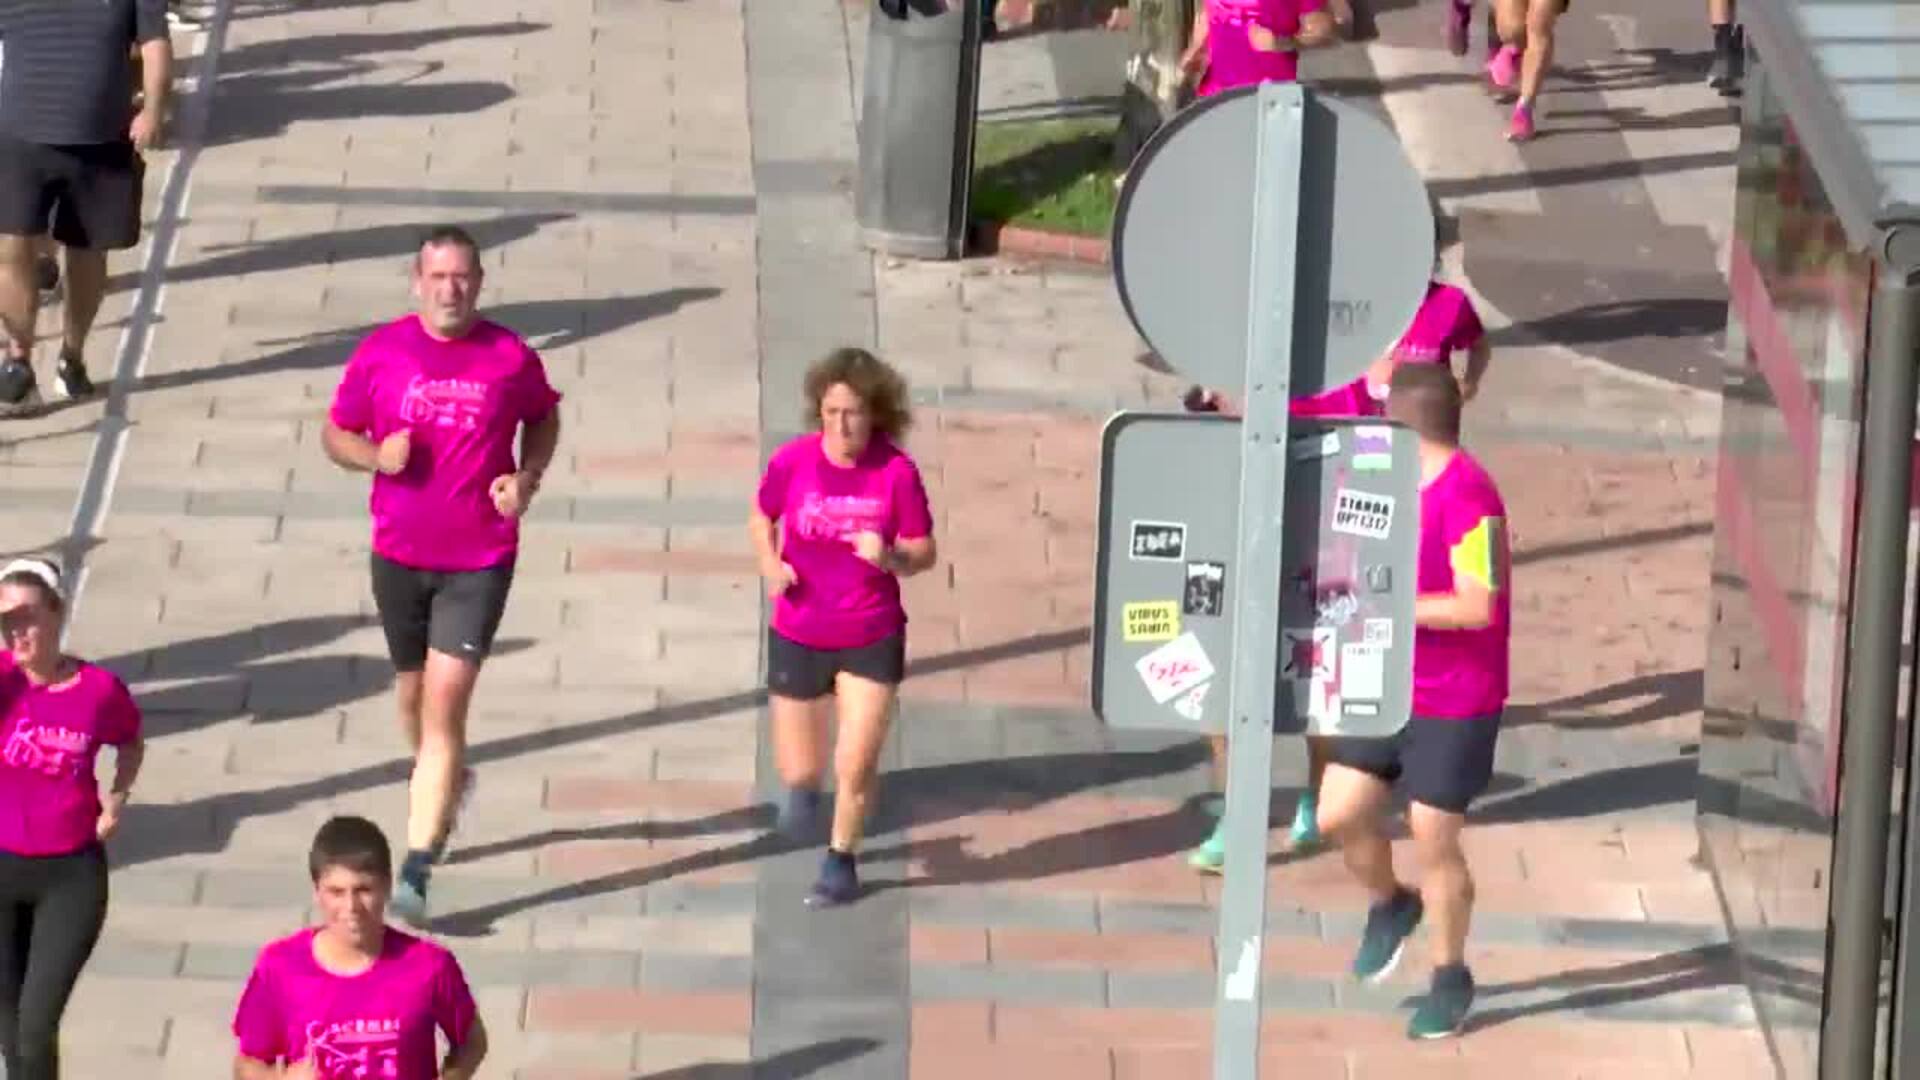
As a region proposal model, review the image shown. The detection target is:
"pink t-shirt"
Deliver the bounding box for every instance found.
[1198,0,1326,95]
[329,315,562,573]
[1289,282,1484,417]
[0,653,140,857]
[233,927,478,1079]
[1414,451,1511,718]
[757,433,934,651]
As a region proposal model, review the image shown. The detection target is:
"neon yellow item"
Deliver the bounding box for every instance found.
[1450,516,1504,591]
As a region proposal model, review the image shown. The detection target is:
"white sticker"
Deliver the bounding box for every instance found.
[1340,643,1385,701]
[1331,489,1395,539]
[1363,618,1393,647]
[1351,426,1394,472]
[1173,681,1210,722]
[1280,627,1335,683]
[1135,632,1216,704]
[1289,431,1340,461]
[1345,702,1380,717]
[1223,937,1262,1002]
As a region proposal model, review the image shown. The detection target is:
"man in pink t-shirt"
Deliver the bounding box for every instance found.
[322,225,562,927]
[750,347,937,906]
[1317,363,1510,1041]
[1180,0,1336,94]
[233,816,486,1080]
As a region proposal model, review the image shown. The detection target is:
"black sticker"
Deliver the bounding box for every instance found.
[1183,561,1225,617]
[1129,520,1187,562]
[1364,564,1393,594]
[1287,566,1317,598]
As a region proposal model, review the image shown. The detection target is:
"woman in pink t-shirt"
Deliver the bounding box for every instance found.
[750,348,938,907]
[1179,0,1337,95]
[233,816,485,1080]
[0,557,144,1080]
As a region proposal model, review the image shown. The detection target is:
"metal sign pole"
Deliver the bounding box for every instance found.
[1211,81,1306,1078]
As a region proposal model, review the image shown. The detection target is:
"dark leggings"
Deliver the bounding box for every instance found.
[0,846,108,1080]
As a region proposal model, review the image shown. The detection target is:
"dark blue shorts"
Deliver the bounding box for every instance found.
[1324,713,1502,814]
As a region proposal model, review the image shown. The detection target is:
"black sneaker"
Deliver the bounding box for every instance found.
[55,354,96,401]
[1408,963,1476,1039]
[806,849,860,907]
[0,359,39,415]
[391,851,433,927]
[1351,887,1424,983]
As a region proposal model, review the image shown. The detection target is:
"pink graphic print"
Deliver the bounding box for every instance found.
[397,376,488,432]
[3,723,89,777]
[790,492,885,545]
[306,1019,401,1079]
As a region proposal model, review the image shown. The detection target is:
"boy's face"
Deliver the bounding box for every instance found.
[314,864,388,946]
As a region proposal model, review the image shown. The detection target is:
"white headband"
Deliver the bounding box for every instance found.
[0,559,63,601]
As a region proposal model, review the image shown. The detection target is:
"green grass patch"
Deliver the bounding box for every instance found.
[971,116,1120,239]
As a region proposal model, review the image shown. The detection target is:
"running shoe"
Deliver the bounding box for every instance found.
[1408,963,1476,1039]
[0,358,40,415]
[1187,820,1227,874]
[391,857,432,927]
[1484,44,1520,94]
[34,255,59,298]
[55,353,96,401]
[1709,32,1746,96]
[1351,887,1423,983]
[1445,1,1470,56]
[1289,791,1321,848]
[777,786,824,840]
[1505,102,1537,143]
[807,849,861,907]
[431,767,477,863]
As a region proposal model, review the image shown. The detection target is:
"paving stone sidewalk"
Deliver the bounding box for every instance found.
[0,0,1771,1076]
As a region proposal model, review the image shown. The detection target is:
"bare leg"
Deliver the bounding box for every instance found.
[828,674,896,853]
[1517,0,1560,109]
[0,234,37,361]
[395,670,424,752]
[1318,763,1398,902]
[1410,802,1474,967]
[772,693,831,790]
[407,649,480,853]
[58,248,108,365]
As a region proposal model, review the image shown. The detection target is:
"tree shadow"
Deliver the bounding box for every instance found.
[971,127,1113,224]
[1459,943,1820,1032]
[1505,669,1704,733]
[1490,297,1729,350]
[634,1037,880,1079]
[218,21,547,74]
[134,289,722,394]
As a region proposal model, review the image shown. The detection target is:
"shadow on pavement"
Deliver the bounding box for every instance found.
[1461,943,1820,1032]
[1505,669,1703,733]
[1490,297,1728,350]
[135,288,722,394]
[635,1037,880,1079]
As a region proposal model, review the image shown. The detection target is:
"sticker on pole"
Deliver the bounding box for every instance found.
[1172,681,1211,722]
[1183,561,1226,617]
[1136,632,1215,704]
[1123,601,1181,643]
[1351,426,1393,472]
[1129,520,1187,561]
[1331,490,1394,540]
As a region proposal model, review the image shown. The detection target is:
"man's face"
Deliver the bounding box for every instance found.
[412,241,482,338]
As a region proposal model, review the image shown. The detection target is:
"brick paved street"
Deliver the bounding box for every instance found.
[0,0,1765,1075]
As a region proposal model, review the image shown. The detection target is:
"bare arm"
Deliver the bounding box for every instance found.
[440,1016,488,1080]
[517,410,561,482]
[233,1056,291,1080]
[748,509,783,578]
[1459,339,1492,400]
[140,38,173,121]
[884,536,938,578]
[1294,10,1336,47]
[1414,578,1495,631]
[323,421,384,473]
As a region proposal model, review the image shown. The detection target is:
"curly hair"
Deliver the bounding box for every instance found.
[802,347,913,441]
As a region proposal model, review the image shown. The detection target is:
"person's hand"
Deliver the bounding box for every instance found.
[282,1061,319,1080]
[1179,45,1208,80]
[96,794,127,841]
[851,531,887,568]
[1457,371,1481,402]
[764,561,798,600]
[1248,25,1296,52]
[130,107,165,153]
[1363,354,1398,397]
[1327,0,1354,29]
[489,471,537,518]
[375,430,411,476]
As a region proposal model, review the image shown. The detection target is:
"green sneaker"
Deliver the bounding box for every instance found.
[1187,821,1227,874]
[1408,964,1475,1039]
[1289,791,1320,848]
[1352,888,1423,983]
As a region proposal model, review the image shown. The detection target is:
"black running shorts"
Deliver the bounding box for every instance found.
[370,553,515,672]
[766,627,906,701]
[1324,713,1502,815]
[0,136,144,251]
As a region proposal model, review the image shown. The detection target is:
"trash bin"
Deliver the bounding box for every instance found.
[856,0,985,260]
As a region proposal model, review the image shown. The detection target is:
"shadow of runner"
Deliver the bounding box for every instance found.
[1458,943,1821,1032]
[635,1036,880,1079]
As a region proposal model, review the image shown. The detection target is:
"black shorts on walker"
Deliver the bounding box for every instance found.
[370,552,515,672]
[766,628,906,700]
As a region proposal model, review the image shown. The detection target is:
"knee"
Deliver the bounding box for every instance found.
[1525,11,1556,39]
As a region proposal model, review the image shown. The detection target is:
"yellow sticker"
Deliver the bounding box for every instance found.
[1123,602,1181,643]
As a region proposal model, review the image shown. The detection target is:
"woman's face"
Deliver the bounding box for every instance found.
[0,581,61,670]
[819,382,874,460]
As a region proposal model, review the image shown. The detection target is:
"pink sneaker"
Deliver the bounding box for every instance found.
[1506,103,1536,142]
[1485,45,1520,93]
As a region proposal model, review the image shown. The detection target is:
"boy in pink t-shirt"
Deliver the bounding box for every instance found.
[233,816,485,1080]
[323,225,562,927]
[1180,0,1337,94]
[1317,363,1510,1041]
[750,348,937,907]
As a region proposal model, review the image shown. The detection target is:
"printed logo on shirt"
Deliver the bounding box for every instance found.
[306,1018,402,1079]
[398,375,489,432]
[2,721,92,778]
[791,492,886,544]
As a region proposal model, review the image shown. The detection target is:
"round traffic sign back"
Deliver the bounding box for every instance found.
[1112,85,1435,395]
